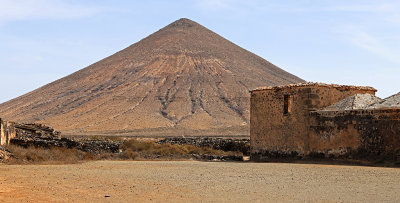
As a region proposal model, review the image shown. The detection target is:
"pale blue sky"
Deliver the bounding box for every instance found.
[0,0,399,103]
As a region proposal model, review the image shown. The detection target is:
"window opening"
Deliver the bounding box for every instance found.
[284,95,292,115]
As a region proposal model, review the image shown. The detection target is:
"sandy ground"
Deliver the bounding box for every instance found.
[0,161,399,202]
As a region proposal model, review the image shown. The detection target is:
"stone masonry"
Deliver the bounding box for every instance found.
[250,82,400,164]
[0,118,16,145]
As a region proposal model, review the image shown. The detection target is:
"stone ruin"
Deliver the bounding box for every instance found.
[0,119,123,161]
[0,120,63,147]
[250,82,400,165]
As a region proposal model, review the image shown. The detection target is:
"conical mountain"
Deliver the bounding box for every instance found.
[0,18,304,136]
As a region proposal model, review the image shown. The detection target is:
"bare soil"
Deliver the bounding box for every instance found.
[1,161,399,202]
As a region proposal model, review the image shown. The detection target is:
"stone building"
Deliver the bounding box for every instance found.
[250,82,400,164]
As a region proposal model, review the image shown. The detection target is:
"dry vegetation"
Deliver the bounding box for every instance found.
[4,139,242,164]
[5,145,95,164]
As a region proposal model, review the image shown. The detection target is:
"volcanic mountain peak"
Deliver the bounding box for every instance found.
[0,18,304,136]
[166,18,198,28]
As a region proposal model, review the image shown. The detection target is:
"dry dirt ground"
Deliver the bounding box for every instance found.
[1,161,399,202]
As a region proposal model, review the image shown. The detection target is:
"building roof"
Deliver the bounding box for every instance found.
[369,92,400,109]
[251,82,377,92]
[322,94,382,111]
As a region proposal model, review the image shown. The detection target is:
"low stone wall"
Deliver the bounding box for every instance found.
[308,108,400,163]
[157,137,250,155]
[251,108,400,165]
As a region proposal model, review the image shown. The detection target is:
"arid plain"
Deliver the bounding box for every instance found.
[1,17,399,203]
[1,161,399,202]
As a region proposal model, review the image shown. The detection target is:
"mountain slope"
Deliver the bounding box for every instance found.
[0,18,304,136]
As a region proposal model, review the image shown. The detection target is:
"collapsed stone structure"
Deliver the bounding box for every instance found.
[250,82,400,164]
[0,120,61,146]
[0,120,122,154]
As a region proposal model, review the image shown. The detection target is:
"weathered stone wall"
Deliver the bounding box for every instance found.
[157,137,250,155]
[309,108,400,162]
[0,119,3,145]
[250,84,376,161]
[0,119,16,146]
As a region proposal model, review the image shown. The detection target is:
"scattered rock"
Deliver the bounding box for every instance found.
[0,146,12,162]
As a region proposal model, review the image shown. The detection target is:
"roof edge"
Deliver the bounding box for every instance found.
[250,82,377,92]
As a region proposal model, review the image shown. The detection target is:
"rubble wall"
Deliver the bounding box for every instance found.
[309,108,400,162]
[250,85,376,161]
[157,137,250,155]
